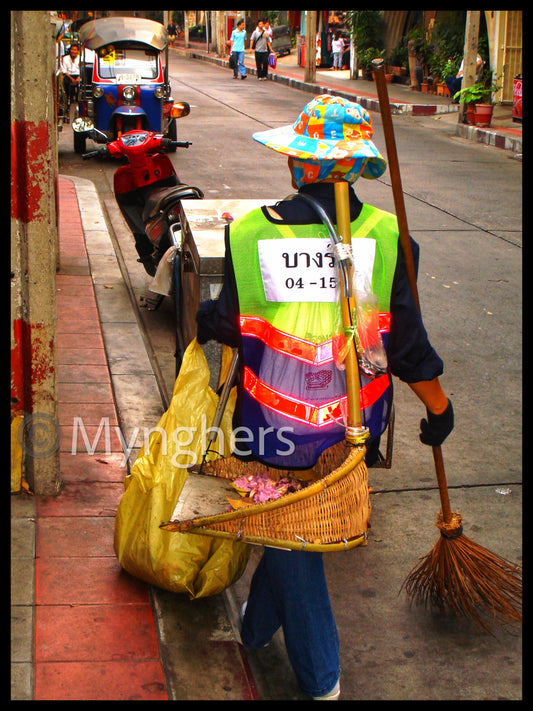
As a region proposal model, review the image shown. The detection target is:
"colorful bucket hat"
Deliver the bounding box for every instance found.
[253,94,387,180]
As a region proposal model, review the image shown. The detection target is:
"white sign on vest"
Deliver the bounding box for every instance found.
[258,237,376,303]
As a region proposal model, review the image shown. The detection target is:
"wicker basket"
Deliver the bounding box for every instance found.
[160,440,371,552]
[160,183,378,552]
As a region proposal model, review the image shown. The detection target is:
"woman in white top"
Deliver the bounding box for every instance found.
[331,33,345,71]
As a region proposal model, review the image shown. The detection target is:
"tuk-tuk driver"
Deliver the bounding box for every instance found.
[61,43,80,103]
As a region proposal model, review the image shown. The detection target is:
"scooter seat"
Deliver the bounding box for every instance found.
[142,184,204,222]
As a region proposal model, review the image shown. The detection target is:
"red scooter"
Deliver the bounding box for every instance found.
[73,107,203,305]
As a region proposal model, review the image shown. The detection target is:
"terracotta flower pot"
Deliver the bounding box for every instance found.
[466,103,494,127]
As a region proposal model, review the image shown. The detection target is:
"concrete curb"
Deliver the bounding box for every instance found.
[455,120,522,154]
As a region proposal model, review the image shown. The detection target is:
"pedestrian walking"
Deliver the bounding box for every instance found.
[230,18,247,80]
[250,18,274,81]
[196,94,454,700]
[263,19,273,40]
[167,21,177,47]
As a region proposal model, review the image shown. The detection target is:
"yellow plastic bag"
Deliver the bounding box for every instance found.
[114,339,250,598]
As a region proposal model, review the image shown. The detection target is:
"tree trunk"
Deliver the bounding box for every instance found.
[459,11,481,124]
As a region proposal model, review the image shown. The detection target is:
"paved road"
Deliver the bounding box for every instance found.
[58,52,522,700]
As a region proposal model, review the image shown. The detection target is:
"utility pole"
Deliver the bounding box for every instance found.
[459,11,481,124]
[349,35,357,80]
[304,10,317,84]
[217,10,226,57]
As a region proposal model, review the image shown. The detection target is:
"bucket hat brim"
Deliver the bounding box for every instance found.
[253,124,387,180]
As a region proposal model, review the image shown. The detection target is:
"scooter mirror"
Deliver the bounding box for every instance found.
[170,102,191,119]
[72,117,95,133]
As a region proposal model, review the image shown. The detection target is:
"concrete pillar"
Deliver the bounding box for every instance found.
[304,11,317,84]
[11,11,60,494]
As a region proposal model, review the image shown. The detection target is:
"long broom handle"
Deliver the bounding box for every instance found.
[372,58,452,524]
[334,181,364,433]
[372,59,420,312]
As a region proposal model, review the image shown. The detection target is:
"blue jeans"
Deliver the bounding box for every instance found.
[446,75,462,100]
[240,547,340,698]
[233,51,245,77]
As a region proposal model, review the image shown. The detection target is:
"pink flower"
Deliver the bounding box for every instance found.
[232,472,304,503]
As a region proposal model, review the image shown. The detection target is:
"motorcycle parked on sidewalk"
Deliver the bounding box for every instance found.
[72,108,203,313]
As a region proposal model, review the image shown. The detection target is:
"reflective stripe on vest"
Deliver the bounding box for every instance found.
[240,313,391,366]
[243,366,389,427]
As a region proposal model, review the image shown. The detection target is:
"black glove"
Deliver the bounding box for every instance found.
[419,399,454,446]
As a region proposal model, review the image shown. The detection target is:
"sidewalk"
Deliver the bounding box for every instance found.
[11,177,168,700]
[11,176,260,701]
[172,39,522,154]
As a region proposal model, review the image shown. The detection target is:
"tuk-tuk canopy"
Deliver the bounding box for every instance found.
[79,16,168,51]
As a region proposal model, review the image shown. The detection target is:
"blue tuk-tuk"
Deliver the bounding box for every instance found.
[75,16,178,153]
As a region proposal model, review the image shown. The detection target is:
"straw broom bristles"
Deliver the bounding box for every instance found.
[402,510,522,633]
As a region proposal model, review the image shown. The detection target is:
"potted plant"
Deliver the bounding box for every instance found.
[357,47,385,80]
[429,55,457,97]
[453,76,501,126]
[345,11,386,80]
[388,41,407,77]
[438,58,458,97]
[441,58,458,81]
